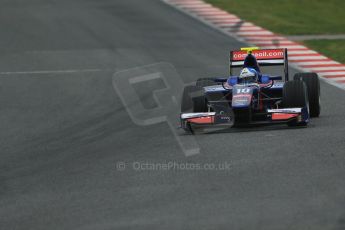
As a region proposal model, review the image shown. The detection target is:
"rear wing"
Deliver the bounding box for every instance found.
[229,48,289,81]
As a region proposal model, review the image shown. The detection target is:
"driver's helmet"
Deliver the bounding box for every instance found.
[238,67,258,83]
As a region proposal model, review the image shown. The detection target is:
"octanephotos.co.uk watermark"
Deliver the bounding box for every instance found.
[116,161,232,171]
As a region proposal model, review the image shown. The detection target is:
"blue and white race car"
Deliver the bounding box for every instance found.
[180,47,320,133]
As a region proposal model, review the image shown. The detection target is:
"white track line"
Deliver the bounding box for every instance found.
[288,56,328,60]
[297,61,339,65]
[287,50,318,55]
[309,66,345,71]
[0,69,106,75]
[319,72,345,75]
[235,31,274,35]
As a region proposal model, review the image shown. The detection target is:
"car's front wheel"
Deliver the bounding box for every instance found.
[293,72,320,117]
[283,80,309,126]
[195,78,218,87]
[181,85,208,113]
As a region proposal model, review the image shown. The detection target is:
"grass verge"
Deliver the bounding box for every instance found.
[204,0,345,35]
[204,0,345,63]
[303,40,345,64]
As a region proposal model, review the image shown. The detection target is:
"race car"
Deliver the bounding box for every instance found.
[180,47,321,133]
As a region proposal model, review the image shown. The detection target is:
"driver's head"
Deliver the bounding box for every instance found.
[244,53,260,73]
[239,67,258,83]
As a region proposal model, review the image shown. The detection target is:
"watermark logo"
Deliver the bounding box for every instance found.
[116,161,232,171]
[112,63,200,156]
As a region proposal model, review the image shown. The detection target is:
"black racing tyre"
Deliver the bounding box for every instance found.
[196,78,218,87]
[181,85,207,113]
[283,80,308,126]
[283,80,308,108]
[293,72,320,117]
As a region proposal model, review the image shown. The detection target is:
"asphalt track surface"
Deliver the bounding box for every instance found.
[1,0,345,229]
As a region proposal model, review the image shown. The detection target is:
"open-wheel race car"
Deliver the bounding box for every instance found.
[180,47,321,133]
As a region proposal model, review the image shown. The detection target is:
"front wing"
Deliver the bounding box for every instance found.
[180,108,309,131]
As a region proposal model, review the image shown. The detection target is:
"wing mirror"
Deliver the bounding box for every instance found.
[261,75,270,84]
[227,76,238,86]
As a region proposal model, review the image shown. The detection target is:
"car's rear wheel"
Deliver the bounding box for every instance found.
[181,85,207,113]
[293,72,320,117]
[283,80,309,126]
